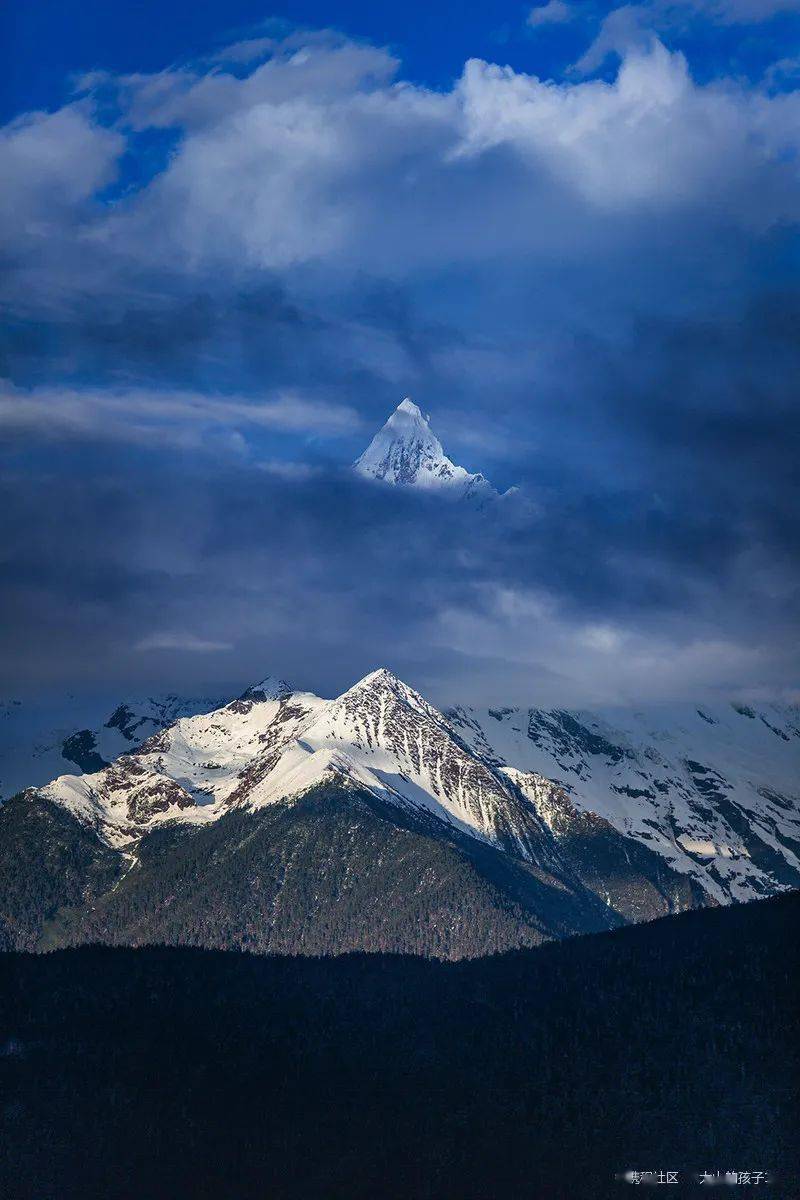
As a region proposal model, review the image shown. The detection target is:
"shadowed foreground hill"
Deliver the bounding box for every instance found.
[0,892,797,1200]
[0,786,621,956]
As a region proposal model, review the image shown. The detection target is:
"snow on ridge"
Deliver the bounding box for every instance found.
[0,690,224,803]
[340,666,436,713]
[31,666,553,865]
[240,665,535,851]
[17,667,800,906]
[237,675,293,702]
[449,698,800,903]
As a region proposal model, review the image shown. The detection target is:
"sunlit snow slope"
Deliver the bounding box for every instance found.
[449,700,800,903]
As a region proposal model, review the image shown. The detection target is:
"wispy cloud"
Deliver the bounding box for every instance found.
[258,459,323,481]
[572,0,800,76]
[136,632,234,653]
[0,385,363,447]
[527,1,576,28]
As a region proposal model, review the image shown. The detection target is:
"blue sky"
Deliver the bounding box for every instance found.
[4,0,800,118]
[1,0,799,706]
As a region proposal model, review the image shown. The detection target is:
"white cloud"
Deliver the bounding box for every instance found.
[574,0,800,74]
[456,44,800,216]
[3,31,800,306]
[571,6,657,74]
[527,0,575,28]
[104,35,800,280]
[0,104,122,252]
[107,36,400,133]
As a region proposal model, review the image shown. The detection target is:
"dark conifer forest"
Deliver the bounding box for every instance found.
[0,890,797,1200]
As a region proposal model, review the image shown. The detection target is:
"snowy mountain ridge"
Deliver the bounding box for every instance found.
[0,692,223,803]
[448,699,800,904]
[21,667,800,910]
[34,669,559,872]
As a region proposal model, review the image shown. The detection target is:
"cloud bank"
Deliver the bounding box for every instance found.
[1,22,798,706]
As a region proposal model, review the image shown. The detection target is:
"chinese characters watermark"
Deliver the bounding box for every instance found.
[620,1169,771,1186]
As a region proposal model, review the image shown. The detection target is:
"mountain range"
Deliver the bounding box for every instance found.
[2,666,798,958]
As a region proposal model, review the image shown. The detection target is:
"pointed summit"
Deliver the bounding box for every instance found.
[352,666,400,687]
[344,666,429,709]
[395,398,426,419]
[353,398,497,502]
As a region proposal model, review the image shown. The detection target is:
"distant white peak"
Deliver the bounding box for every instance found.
[353,398,498,502]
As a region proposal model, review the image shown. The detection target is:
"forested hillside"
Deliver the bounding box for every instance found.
[1,891,796,1200]
[0,785,618,957]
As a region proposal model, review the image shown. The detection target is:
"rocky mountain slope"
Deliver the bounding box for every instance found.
[27,669,570,862]
[1,671,624,955]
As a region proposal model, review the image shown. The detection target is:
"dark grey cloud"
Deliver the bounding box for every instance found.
[1,412,796,706]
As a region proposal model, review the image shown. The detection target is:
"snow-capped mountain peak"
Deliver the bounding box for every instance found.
[31,667,560,869]
[238,675,293,703]
[354,398,497,502]
[342,666,429,709]
[10,667,800,919]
